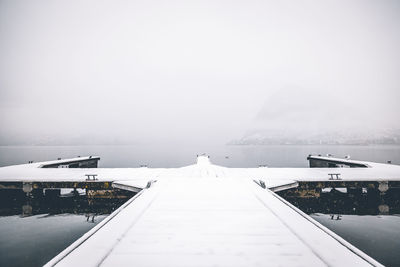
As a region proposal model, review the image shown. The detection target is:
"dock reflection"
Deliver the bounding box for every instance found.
[279,187,400,215]
[0,189,132,218]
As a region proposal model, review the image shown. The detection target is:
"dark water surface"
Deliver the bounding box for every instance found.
[0,145,399,266]
[0,193,129,267]
[311,214,400,267]
[0,214,108,267]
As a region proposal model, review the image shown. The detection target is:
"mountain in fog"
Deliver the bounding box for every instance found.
[229,128,400,145]
[230,87,400,145]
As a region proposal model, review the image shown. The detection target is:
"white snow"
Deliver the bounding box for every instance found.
[46,172,381,267]
[0,156,399,190]
[1,155,397,266]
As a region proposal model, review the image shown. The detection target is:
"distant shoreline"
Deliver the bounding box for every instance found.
[0,143,400,147]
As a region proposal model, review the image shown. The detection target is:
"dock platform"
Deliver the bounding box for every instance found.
[1,155,399,266]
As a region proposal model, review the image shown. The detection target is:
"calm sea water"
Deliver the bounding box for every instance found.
[0,144,399,168]
[311,214,400,267]
[0,214,108,267]
[0,144,399,266]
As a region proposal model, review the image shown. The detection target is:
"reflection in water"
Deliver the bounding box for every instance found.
[0,188,133,217]
[279,187,400,215]
[1,184,399,266]
[281,189,400,267]
[329,214,342,220]
[311,214,400,267]
[0,190,131,267]
[85,214,96,223]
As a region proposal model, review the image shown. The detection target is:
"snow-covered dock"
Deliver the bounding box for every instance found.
[1,155,399,266]
[1,155,399,192]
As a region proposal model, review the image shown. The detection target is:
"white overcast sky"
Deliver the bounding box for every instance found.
[0,0,399,145]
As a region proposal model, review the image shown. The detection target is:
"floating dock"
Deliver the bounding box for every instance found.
[1,155,399,266]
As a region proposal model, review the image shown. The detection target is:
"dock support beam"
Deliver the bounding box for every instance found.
[378,181,389,194]
[22,182,33,193]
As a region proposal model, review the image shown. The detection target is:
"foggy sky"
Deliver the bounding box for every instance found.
[1,0,399,145]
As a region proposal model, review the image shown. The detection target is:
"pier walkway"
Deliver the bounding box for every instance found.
[1,155,399,266]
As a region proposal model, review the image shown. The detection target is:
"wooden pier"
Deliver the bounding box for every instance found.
[1,155,399,266]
